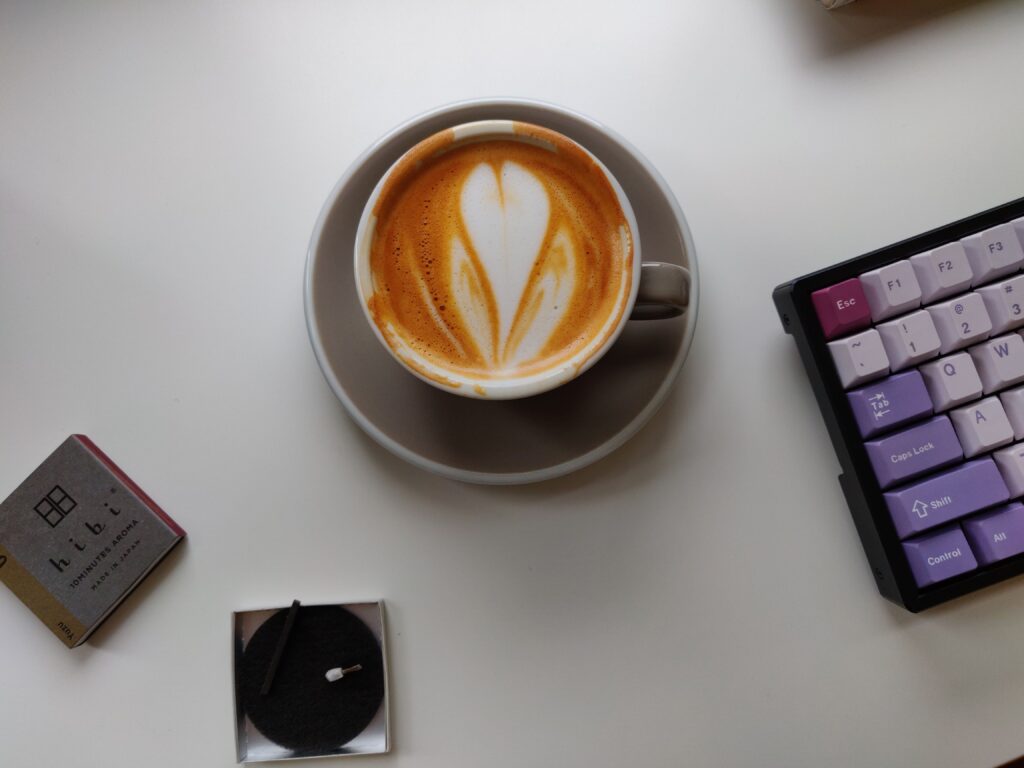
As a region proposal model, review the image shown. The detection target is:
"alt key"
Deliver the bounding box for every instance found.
[963,503,1024,566]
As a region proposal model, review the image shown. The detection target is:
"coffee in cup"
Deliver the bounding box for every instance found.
[355,120,686,399]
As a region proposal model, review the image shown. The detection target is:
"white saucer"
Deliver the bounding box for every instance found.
[304,98,700,484]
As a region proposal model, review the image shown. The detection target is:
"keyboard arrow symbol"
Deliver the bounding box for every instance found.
[913,500,929,518]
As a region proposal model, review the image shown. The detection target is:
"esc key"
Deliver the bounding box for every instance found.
[812,278,874,340]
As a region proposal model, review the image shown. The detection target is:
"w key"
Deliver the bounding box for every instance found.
[968,334,1024,394]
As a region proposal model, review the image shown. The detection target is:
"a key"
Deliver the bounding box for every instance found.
[910,242,974,302]
[962,503,1024,566]
[876,310,940,371]
[827,328,889,388]
[1000,386,1024,440]
[859,261,922,322]
[968,333,1024,394]
[864,416,963,489]
[926,292,992,353]
[977,275,1024,334]
[811,278,872,341]
[963,223,1024,285]
[902,527,978,587]
[918,352,983,411]
[883,458,1009,539]
[949,397,1014,457]
[846,371,933,438]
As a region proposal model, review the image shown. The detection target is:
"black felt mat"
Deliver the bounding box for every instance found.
[240,605,385,752]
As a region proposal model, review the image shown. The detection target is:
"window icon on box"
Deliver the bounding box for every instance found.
[33,485,76,528]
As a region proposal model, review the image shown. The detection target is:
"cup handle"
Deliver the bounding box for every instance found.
[629,262,690,320]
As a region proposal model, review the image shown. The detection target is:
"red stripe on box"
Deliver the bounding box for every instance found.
[72,435,186,538]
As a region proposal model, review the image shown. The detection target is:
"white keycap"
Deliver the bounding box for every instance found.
[1014,217,1024,251]
[962,223,1024,285]
[993,443,1024,497]
[977,275,1024,334]
[876,310,940,371]
[968,334,1024,394]
[950,397,1014,457]
[828,328,889,389]
[910,243,974,302]
[919,352,983,411]
[1000,386,1024,440]
[926,292,992,353]
[859,261,922,321]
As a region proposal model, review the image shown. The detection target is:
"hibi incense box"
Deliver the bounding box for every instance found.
[0,435,185,647]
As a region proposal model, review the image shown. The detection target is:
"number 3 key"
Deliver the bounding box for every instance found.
[978,275,1024,334]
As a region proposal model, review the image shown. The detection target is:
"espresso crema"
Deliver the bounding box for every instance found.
[363,122,634,389]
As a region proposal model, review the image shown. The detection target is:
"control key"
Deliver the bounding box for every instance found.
[903,527,977,587]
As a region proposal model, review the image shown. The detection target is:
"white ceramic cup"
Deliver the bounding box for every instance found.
[354,119,689,399]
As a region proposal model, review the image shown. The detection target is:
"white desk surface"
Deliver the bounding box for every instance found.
[3,2,1024,766]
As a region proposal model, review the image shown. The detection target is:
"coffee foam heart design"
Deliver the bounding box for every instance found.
[452,160,577,368]
[363,123,633,390]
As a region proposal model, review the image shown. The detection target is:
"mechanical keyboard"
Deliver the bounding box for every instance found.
[774,197,1024,611]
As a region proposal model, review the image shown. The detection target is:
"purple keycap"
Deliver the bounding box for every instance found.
[903,527,978,587]
[812,278,872,340]
[884,458,1010,539]
[847,371,933,438]
[963,502,1024,565]
[864,415,962,489]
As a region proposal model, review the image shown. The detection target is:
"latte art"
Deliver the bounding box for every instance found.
[362,123,634,389]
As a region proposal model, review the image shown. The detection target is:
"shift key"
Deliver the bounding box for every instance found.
[884,458,1010,539]
[864,415,963,489]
